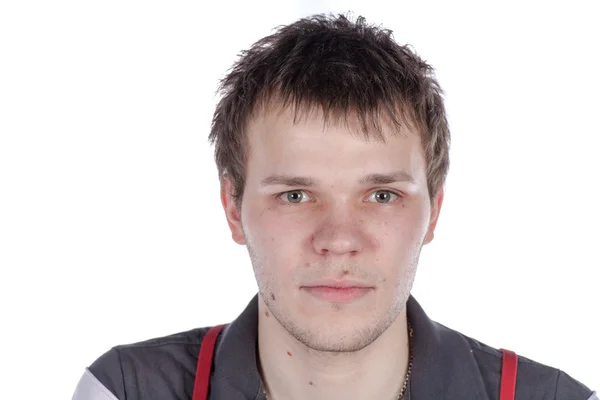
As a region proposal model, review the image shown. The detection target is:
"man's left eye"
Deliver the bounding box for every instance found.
[367,190,399,203]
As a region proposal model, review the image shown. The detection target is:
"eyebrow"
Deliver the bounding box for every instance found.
[359,171,415,185]
[260,175,316,187]
[259,171,415,187]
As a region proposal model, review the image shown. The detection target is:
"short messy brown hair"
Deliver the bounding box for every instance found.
[208,13,450,207]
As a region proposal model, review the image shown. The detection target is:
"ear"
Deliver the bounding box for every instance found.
[423,186,444,245]
[220,176,247,245]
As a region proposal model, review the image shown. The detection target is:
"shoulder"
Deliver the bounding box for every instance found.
[73,369,120,400]
[457,330,594,399]
[84,327,211,400]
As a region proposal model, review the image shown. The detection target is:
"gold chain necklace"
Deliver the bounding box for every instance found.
[395,320,414,400]
[264,321,414,400]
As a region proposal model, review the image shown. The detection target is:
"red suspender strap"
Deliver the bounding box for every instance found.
[192,326,518,400]
[192,324,227,400]
[500,349,518,400]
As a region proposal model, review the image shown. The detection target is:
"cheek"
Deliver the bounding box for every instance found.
[376,211,428,255]
[257,210,303,244]
[245,206,309,267]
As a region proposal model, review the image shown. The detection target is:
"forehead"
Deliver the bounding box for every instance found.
[245,106,426,183]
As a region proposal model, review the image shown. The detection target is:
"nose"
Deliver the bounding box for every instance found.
[311,206,368,256]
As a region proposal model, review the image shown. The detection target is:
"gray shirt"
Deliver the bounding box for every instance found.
[72,294,597,399]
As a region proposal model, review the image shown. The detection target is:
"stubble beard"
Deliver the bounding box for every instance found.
[247,243,421,354]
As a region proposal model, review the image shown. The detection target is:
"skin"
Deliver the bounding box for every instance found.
[221,105,444,400]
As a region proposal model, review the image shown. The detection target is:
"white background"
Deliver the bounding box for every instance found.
[0,0,598,398]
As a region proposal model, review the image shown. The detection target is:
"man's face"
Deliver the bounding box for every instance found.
[222,106,442,352]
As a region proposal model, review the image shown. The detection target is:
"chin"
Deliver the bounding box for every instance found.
[284,310,385,352]
[295,321,385,353]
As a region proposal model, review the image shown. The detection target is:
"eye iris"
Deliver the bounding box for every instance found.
[376,191,391,203]
[287,191,303,203]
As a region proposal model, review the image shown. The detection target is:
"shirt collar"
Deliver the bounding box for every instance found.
[210,294,489,400]
[407,296,488,399]
[210,295,265,400]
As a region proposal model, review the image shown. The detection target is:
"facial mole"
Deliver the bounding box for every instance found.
[309,381,314,386]
[271,293,276,301]
[287,351,292,357]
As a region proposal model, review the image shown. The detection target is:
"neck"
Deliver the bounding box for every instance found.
[257,299,411,400]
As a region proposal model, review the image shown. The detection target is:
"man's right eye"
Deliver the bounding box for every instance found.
[279,190,310,204]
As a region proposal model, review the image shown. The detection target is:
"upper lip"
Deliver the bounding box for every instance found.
[302,279,373,289]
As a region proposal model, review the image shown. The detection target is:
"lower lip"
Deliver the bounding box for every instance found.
[303,286,372,303]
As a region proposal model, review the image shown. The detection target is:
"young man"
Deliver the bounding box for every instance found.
[73,13,596,400]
